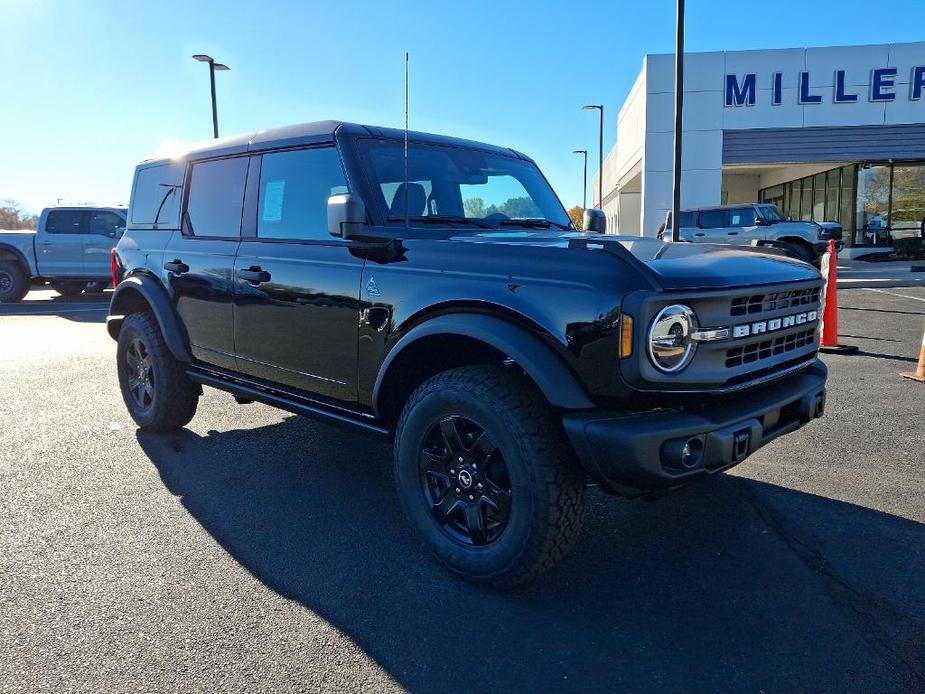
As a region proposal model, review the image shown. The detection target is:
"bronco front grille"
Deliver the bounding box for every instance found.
[724,328,817,368]
[730,287,820,317]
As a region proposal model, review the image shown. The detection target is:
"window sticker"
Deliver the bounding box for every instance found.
[262,180,286,222]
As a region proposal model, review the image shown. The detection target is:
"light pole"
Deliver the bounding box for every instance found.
[671,0,685,242]
[572,149,588,211]
[192,54,230,139]
[582,104,604,208]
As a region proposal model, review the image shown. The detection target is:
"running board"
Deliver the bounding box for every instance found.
[187,367,391,440]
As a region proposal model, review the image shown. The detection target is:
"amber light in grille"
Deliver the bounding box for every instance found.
[619,314,633,358]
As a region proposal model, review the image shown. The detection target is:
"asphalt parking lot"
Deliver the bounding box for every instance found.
[1,287,923,692]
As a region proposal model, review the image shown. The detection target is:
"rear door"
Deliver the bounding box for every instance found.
[163,156,249,370]
[83,210,126,277]
[37,209,86,276]
[232,145,363,403]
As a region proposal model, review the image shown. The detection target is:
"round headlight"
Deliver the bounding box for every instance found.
[648,304,698,373]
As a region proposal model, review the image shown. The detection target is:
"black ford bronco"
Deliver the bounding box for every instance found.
[109,121,827,587]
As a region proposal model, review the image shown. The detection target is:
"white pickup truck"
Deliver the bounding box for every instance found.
[0,206,126,302]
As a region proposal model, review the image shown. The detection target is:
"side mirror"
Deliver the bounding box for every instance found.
[583,208,606,233]
[754,217,769,226]
[327,193,366,238]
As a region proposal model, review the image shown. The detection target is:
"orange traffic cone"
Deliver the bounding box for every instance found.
[819,239,858,355]
[900,327,925,382]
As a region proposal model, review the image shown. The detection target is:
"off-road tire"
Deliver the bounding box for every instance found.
[0,260,29,303]
[394,366,586,588]
[117,312,199,433]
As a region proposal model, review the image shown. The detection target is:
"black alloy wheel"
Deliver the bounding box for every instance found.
[0,269,12,294]
[420,415,512,545]
[124,337,155,411]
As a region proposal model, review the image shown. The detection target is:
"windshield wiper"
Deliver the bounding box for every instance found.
[387,215,494,229]
[498,218,571,231]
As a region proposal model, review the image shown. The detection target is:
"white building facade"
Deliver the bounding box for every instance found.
[595,42,925,253]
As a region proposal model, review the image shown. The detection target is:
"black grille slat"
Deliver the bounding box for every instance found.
[730,288,820,317]
[725,328,816,368]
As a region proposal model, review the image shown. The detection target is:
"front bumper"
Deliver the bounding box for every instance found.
[563,361,827,495]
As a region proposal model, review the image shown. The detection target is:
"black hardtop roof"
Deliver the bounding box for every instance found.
[139,121,528,167]
[679,203,770,213]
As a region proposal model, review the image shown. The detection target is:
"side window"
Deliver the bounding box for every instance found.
[257,147,348,241]
[729,207,756,227]
[131,165,176,225]
[45,210,85,234]
[88,211,125,236]
[185,157,249,238]
[678,211,695,227]
[698,209,728,228]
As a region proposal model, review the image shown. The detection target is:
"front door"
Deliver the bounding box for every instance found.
[83,210,126,277]
[724,206,764,246]
[232,146,363,403]
[38,209,86,276]
[164,155,249,370]
[694,208,730,244]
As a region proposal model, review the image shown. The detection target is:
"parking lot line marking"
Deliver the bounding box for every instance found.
[861,288,925,303]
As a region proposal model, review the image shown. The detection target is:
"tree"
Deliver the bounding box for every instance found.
[462,197,486,219]
[0,200,38,230]
[498,196,540,219]
[567,205,585,231]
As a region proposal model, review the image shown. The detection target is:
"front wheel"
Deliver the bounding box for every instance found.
[117,312,199,432]
[394,366,586,588]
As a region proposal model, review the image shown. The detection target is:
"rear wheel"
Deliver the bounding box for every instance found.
[0,261,28,303]
[394,366,586,588]
[117,312,199,432]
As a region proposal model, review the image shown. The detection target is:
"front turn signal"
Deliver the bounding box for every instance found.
[619,314,633,359]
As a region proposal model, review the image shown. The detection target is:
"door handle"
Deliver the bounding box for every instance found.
[238,266,271,284]
[164,259,189,274]
[694,232,705,237]
[727,231,739,236]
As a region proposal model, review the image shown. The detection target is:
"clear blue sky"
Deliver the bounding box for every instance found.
[3,0,925,214]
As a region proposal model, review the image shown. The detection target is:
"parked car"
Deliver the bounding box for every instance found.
[0,206,126,302]
[108,121,827,586]
[660,203,842,265]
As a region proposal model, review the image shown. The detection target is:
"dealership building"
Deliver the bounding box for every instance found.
[594,41,925,255]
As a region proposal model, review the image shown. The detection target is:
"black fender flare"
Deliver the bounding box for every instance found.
[372,313,596,414]
[107,275,192,363]
[0,243,33,275]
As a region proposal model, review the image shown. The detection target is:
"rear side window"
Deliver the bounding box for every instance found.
[698,209,728,228]
[257,147,348,241]
[45,210,85,234]
[729,207,756,227]
[677,211,695,227]
[131,166,176,225]
[185,157,249,238]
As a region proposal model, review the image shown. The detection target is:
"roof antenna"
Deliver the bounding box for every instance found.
[403,51,410,230]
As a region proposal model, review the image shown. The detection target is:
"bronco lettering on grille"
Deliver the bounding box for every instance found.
[731,310,818,339]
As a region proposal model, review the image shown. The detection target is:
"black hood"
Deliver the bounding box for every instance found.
[449,231,821,290]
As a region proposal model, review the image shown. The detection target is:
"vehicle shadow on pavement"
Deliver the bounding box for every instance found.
[137,418,925,692]
[0,293,109,322]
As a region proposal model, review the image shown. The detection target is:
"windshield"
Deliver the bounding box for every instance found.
[756,204,784,222]
[358,139,572,230]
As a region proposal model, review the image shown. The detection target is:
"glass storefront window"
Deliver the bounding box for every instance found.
[839,165,855,243]
[812,173,826,221]
[800,178,813,221]
[889,165,925,241]
[787,180,800,220]
[825,169,840,221]
[856,165,891,245]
